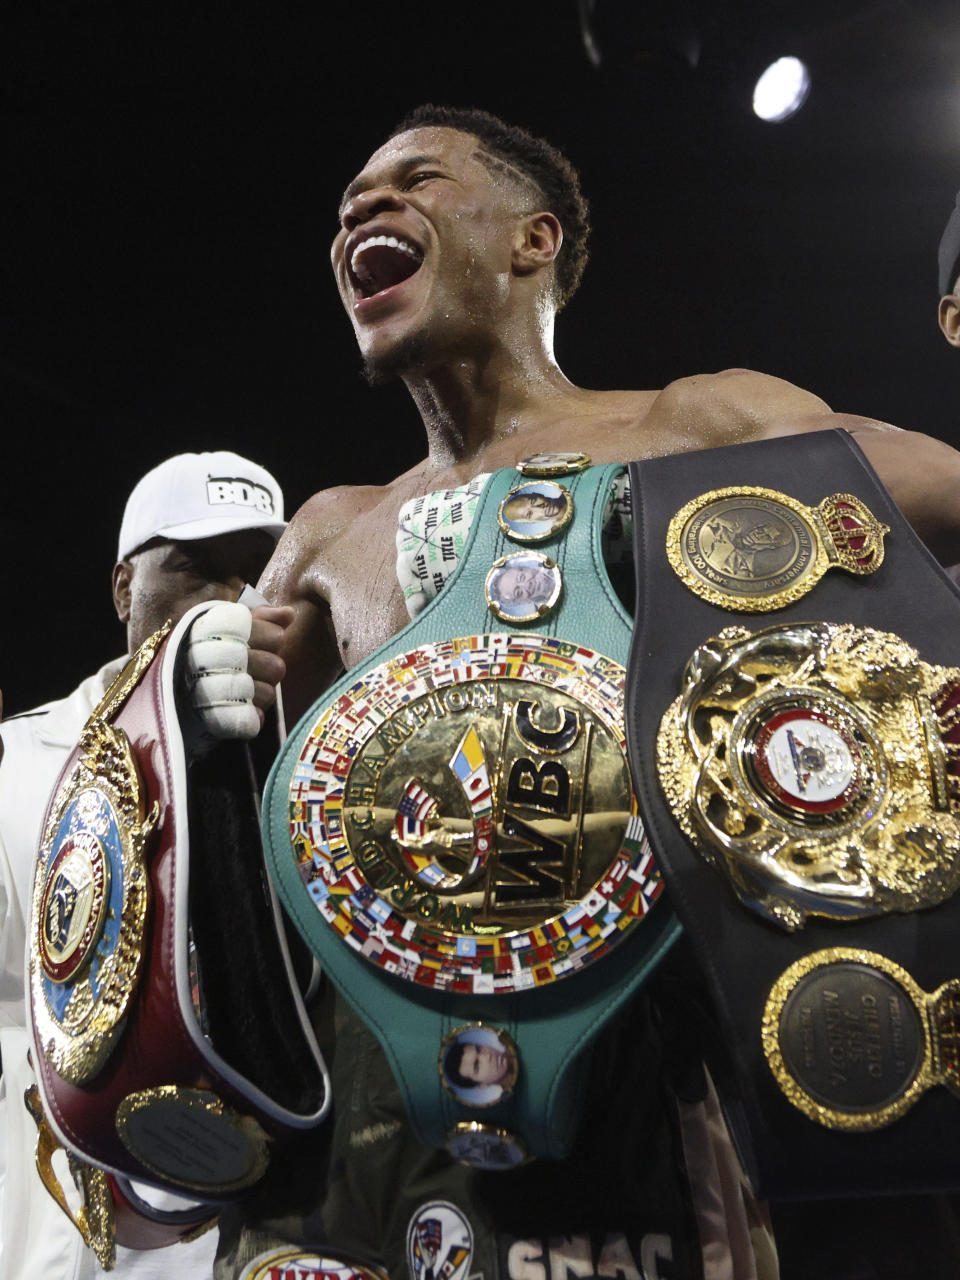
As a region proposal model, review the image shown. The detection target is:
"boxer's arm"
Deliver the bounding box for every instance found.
[258,491,347,726]
[827,421,960,565]
[270,594,341,727]
[655,369,960,565]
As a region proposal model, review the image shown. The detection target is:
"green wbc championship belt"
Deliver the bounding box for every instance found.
[263,459,680,1167]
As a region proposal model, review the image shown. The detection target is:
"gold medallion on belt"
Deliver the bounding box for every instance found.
[762,948,960,1131]
[665,486,888,611]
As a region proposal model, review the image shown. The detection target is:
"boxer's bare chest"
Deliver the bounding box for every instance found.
[314,388,767,668]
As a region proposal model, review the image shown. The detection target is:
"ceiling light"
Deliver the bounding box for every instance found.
[752,56,811,122]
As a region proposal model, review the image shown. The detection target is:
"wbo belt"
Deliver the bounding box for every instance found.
[626,428,960,1198]
[28,606,330,1267]
[263,457,681,1168]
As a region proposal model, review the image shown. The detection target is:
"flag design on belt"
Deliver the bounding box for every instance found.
[449,726,492,818]
[396,779,439,844]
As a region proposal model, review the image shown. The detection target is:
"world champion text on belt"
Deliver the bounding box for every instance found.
[665,485,889,611]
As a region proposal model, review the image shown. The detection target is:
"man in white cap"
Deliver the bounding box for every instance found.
[0,449,287,1280]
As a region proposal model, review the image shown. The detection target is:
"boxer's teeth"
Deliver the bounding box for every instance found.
[351,234,423,274]
[351,234,424,297]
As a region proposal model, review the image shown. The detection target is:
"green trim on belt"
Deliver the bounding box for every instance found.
[263,462,680,1160]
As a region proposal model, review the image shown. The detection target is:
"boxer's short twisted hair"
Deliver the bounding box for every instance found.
[393,104,590,310]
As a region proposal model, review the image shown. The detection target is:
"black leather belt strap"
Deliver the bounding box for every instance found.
[626,428,960,1198]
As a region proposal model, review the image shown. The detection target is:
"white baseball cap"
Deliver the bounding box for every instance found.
[117,451,287,561]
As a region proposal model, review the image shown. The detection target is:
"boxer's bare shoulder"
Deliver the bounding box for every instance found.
[533,370,838,463]
[260,470,450,719]
[647,368,833,443]
[548,371,960,560]
[262,484,384,610]
[645,368,960,560]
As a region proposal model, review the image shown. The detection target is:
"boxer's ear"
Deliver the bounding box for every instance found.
[512,211,563,278]
[112,560,133,623]
[939,294,960,347]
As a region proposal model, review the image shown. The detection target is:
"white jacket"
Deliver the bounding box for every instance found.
[0,662,218,1279]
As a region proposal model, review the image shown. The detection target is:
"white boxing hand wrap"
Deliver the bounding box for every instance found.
[184,602,260,741]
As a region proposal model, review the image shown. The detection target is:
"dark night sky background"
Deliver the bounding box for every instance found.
[4,0,960,713]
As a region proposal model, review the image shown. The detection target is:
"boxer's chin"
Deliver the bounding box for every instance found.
[362,332,429,387]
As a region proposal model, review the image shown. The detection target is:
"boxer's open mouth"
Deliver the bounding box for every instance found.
[350,234,424,300]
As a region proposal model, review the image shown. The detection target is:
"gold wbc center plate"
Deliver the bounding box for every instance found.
[666,486,888,611]
[288,634,663,994]
[657,621,960,931]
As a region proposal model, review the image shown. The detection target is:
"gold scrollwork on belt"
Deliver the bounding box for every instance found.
[657,621,960,930]
[762,948,960,1130]
[92,622,171,721]
[25,1084,117,1269]
[665,486,888,611]
[30,623,169,1083]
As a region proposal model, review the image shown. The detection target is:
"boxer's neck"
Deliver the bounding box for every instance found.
[402,330,580,469]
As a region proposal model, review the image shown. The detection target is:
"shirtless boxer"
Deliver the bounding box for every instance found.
[221,106,960,1279]
[263,106,960,725]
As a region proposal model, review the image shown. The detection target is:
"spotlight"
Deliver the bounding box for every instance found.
[751,56,811,122]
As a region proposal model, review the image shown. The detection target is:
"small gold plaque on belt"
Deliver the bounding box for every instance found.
[763,948,960,1130]
[116,1087,270,1192]
[657,621,960,931]
[446,1121,528,1170]
[485,551,562,622]
[516,452,591,478]
[665,486,888,611]
[498,481,573,543]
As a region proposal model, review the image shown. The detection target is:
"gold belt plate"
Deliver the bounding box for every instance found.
[657,621,960,930]
[30,626,167,1084]
[288,634,663,993]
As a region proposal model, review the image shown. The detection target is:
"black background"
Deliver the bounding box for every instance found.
[4,0,960,713]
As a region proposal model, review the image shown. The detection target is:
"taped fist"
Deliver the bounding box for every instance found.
[183,601,291,743]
